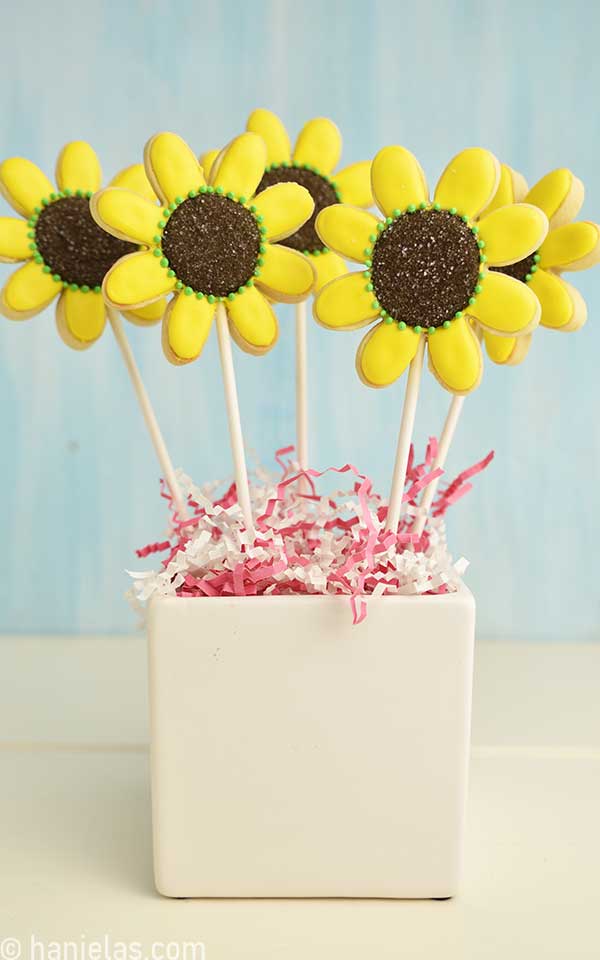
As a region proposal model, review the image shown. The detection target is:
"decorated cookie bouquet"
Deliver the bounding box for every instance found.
[128,141,565,617]
[126,139,519,616]
[2,114,599,901]
[2,126,598,616]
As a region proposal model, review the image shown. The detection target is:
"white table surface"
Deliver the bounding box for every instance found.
[1,636,599,959]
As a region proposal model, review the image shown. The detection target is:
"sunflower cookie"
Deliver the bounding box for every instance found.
[94,132,315,365]
[478,164,600,365]
[202,109,373,293]
[0,142,164,349]
[313,146,549,394]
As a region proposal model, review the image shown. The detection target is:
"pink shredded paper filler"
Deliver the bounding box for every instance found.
[132,442,493,625]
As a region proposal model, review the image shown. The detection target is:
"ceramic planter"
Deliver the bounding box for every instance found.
[148,585,475,898]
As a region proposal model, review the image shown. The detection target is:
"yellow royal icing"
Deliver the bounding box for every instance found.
[110,164,157,203]
[166,293,215,361]
[469,272,540,335]
[371,146,428,217]
[61,286,106,343]
[483,329,518,365]
[1,259,58,316]
[0,216,31,261]
[93,188,158,246]
[434,148,499,219]
[200,149,220,182]
[525,168,580,225]
[316,204,380,263]
[125,297,166,326]
[427,315,482,394]
[312,249,348,292]
[210,133,266,198]
[55,141,102,194]
[0,158,54,218]
[528,269,583,331]
[334,160,372,208]
[293,117,341,174]
[357,322,419,387]
[539,221,600,270]
[252,182,314,242]
[146,133,205,205]
[227,285,277,352]
[478,204,548,266]
[314,272,379,330]
[105,251,175,307]
[246,109,291,166]
[258,245,314,300]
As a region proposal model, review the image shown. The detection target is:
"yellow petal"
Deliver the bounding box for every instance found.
[434,148,499,219]
[313,271,379,330]
[483,329,532,366]
[56,288,106,349]
[334,160,373,208]
[0,260,59,319]
[427,316,483,394]
[110,163,157,203]
[256,245,314,302]
[371,145,428,217]
[539,222,600,271]
[478,203,548,266]
[356,321,420,388]
[227,285,278,354]
[293,117,341,173]
[252,182,314,242]
[316,204,381,262]
[145,132,205,204]
[246,108,291,166]
[210,132,266,198]
[0,157,54,218]
[104,250,175,308]
[525,168,584,230]
[0,217,31,262]
[528,269,586,332]
[92,187,159,245]
[483,163,528,215]
[312,249,348,292]
[482,330,516,364]
[200,149,220,181]
[469,271,540,335]
[55,141,102,194]
[162,292,215,363]
[124,297,166,326]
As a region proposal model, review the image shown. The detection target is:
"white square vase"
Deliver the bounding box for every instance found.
[148,585,475,899]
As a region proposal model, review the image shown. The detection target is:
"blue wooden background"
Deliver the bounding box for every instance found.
[1,0,599,639]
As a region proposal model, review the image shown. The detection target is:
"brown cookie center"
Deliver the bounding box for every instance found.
[490,252,538,284]
[371,208,481,328]
[161,193,261,297]
[35,196,136,289]
[255,164,339,254]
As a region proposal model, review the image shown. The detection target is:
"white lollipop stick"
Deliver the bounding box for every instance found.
[215,304,255,540]
[384,335,426,533]
[412,394,465,538]
[295,299,309,472]
[107,306,187,520]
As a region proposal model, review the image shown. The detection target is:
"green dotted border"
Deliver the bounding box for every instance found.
[152,186,267,303]
[27,189,102,294]
[523,252,541,283]
[265,160,340,258]
[362,202,489,336]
